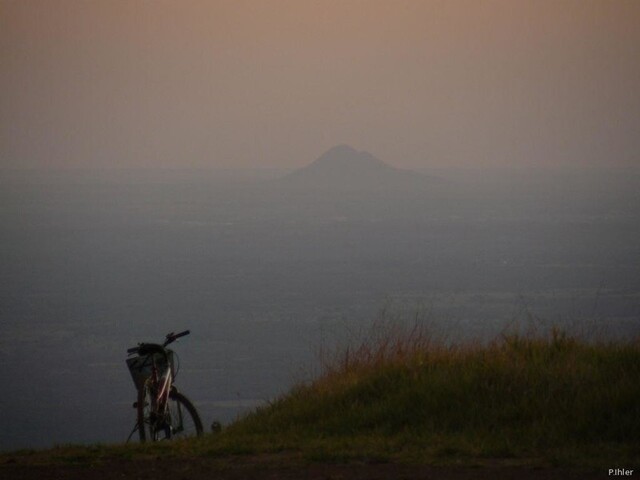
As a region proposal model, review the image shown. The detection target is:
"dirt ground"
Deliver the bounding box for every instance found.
[1,456,611,480]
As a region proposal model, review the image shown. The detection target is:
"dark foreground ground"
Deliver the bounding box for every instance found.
[1,455,615,480]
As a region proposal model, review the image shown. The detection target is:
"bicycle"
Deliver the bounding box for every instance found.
[126,330,203,442]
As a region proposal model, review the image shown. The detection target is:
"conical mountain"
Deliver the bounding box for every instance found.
[280,145,435,191]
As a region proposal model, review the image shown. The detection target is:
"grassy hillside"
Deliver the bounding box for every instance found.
[211,326,640,467]
[3,326,639,470]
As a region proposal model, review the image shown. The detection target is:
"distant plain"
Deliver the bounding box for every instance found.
[0,164,638,450]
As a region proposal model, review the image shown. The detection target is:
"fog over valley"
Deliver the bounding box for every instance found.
[1,147,639,449]
[2,0,639,454]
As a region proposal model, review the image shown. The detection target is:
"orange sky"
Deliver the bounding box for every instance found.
[1,0,639,168]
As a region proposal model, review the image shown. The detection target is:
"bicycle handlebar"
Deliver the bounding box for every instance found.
[163,329,190,347]
[127,329,191,354]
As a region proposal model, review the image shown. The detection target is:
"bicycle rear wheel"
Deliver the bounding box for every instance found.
[167,389,203,439]
[136,384,203,442]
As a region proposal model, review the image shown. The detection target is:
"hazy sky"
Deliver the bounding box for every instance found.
[1,0,639,169]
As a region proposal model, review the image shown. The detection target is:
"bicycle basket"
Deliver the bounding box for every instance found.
[126,349,174,391]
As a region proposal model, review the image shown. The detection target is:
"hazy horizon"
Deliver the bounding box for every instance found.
[1,0,640,452]
[2,0,640,170]
[1,165,639,450]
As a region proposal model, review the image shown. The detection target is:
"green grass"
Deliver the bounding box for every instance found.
[3,325,639,469]
[211,325,640,467]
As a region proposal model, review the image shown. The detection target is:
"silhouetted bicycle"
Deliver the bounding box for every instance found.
[126,330,203,442]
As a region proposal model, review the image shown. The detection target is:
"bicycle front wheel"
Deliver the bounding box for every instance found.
[167,389,203,439]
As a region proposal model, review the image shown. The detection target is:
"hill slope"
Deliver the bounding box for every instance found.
[222,330,640,467]
[1,331,636,477]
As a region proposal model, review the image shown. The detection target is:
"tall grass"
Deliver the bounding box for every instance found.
[223,322,640,465]
[4,322,637,469]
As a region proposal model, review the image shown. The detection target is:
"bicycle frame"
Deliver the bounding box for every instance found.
[127,330,203,442]
[147,353,173,429]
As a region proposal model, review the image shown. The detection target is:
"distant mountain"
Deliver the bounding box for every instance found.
[279,145,437,191]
